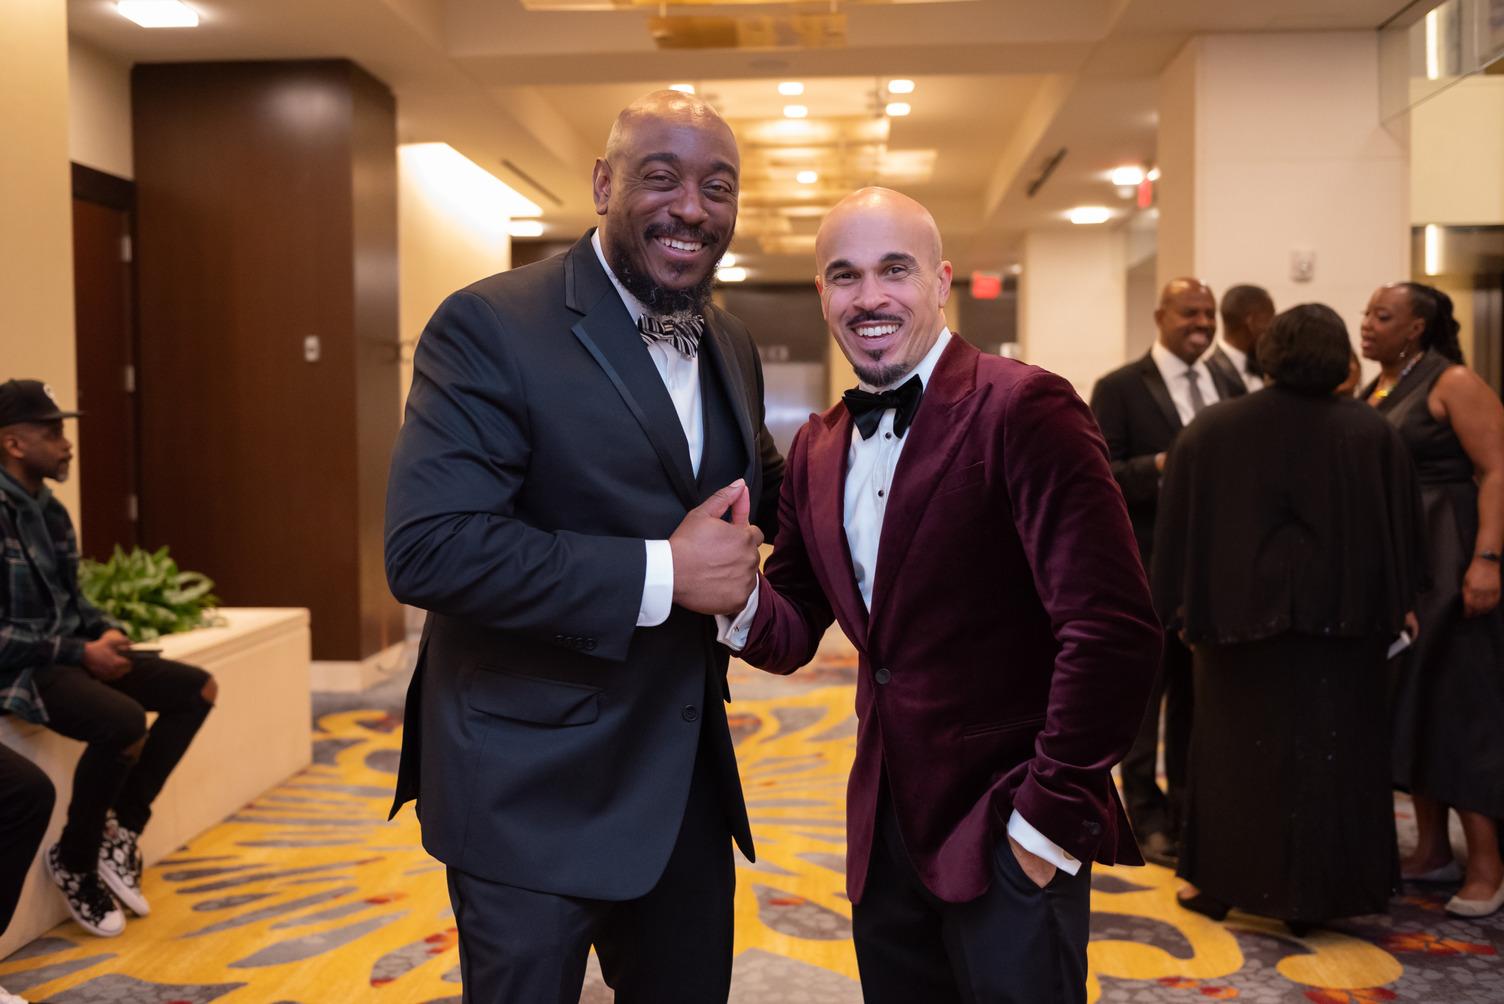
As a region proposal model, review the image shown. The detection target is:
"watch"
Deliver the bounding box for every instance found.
[1478,551,1502,563]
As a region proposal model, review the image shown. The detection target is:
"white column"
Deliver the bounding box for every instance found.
[1157,32,1410,342]
[0,2,80,516]
[1018,228,1127,396]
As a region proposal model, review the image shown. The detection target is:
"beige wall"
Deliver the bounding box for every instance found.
[1159,33,1410,362]
[1019,228,1127,395]
[1,0,80,518]
[1411,76,1504,227]
[68,37,133,180]
[397,144,514,411]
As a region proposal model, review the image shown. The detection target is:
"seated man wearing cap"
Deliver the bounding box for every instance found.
[0,379,216,938]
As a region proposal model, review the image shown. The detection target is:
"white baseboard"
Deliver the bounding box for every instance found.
[309,640,408,693]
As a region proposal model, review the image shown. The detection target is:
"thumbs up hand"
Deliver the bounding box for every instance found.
[669,479,764,614]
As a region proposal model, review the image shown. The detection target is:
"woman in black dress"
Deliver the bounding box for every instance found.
[1153,304,1426,930]
[1362,281,1504,918]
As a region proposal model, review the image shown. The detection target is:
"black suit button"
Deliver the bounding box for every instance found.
[583,638,596,651]
[874,668,891,685]
[1084,821,1102,836]
[682,704,699,722]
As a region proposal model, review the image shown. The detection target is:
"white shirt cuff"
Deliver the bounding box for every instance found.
[1007,809,1081,876]
[715,578,760,650]
[637,540,674,627]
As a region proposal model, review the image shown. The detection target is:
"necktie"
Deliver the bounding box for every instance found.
[1185,368,1208,415]
[637,314,703,359]
[1245,348,1264,379]
[843,375,924,440]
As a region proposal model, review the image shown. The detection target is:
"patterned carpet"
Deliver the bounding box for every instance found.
[2,635,1502,1002]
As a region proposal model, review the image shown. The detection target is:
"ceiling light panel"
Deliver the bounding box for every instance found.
[885,102,911,117]
[777,82,804,96]
[1067,206,1113,225]
[887,79,916,94]
[116,1,199,27]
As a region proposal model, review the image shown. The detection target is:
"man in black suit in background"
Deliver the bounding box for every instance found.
[1207,284,1274,394]
[1089,277,1244,866]
[384,90,783,1004]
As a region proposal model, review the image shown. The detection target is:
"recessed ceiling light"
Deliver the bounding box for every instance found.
[669,83,696,94]
[796,170,819,185]
[1008,264,1023,275]
[508,220,545,238]
[783,104,808,119]
[887,79,916,94]
[718,266,748,283]
[884,102,911,118]
[116,0,199,27]
[1109,166,1145,187]
[777,81,805,96]
[719,253,738,268]
[1067,206,1113,225]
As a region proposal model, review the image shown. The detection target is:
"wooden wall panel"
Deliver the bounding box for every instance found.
[132,60,400,661]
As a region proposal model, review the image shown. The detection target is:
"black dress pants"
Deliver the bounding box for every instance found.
[0,742,54,931]
[1119,632,1192,843]
[34,658,212,871]
[853,793,1093,1004]
[444,731,736,1004]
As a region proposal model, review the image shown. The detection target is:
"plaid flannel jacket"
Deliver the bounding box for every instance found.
[0,488,117,723]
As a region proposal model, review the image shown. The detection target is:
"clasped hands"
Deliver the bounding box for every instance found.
[669,479,763,615]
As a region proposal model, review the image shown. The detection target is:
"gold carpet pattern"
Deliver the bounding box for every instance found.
[2,653,1502,1002]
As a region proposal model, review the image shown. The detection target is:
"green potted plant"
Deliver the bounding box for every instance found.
[79,546,224,642]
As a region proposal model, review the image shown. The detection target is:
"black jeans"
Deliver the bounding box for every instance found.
[0,742,54,931]
[34,657,212,872]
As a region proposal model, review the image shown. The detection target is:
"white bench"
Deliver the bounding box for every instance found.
[0,608,312,957]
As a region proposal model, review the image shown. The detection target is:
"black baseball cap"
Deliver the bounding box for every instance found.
[0,380,82,428]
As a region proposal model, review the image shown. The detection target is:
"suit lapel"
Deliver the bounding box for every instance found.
[867,337,983,630]
[805,409,870,643]
[564,234,699,509]
[700,312,756,480]
[1136,354,1182,431]
[1207,348,1247,398]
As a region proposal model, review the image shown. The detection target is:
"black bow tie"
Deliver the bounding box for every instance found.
[843,375,924,440]
[638,314,704,358]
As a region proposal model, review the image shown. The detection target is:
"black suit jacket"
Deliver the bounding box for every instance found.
[384,231,783,900]
[1088,351,1244,561]
[1205,346,1249,397]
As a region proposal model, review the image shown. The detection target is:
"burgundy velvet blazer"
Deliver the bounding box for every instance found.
[739,336,1162,904]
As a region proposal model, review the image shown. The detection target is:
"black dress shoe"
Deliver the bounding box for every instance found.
[1140,831,1179,868]
[1175,890,1229,921]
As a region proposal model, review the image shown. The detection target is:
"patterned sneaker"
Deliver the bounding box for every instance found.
[98,812,150,917]
[45,844,125,937]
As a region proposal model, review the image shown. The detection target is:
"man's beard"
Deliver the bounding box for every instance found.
[852,358,910,388]
[846,311,911,388]
[606,225,718,323]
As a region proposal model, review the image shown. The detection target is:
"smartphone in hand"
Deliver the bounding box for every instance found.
[126,646,163,661]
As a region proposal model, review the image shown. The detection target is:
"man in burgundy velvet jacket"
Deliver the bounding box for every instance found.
[720,188,1161,1003]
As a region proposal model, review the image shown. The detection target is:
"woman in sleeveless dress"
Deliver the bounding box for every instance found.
[1361,281,1504,917]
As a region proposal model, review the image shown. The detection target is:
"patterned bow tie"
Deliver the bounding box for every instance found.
[843,375,925,440]
[638,314,704,359]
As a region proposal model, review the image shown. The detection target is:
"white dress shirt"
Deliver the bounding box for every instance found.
[1216,339,1264,392]
[719,328,1080,876]
[591,231,700,628]
[1150,339,1221,425]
